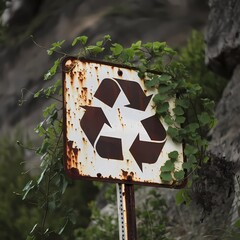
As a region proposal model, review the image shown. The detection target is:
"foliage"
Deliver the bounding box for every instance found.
[0,134,40,240]
[179,30,227,102]
[136,190,170,240]
[74,189,171,240]
[21,32,218,238]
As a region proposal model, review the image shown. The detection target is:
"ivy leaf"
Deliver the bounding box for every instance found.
[174,170,185,180]
[175,116,186,124]
[47,40,65,55]
[182,162,191,171]
[131,40,142,50]
[168,151,178,161]
[72,36,88,46]
[158,85,172,94]
[153,94,168,103]
[160,172,172,182]
[167,126,180,141]
[156,102,169,114]
[173,106,184,116]
[110,43,123,56]
[175,189,190,205]
[153,41,166,53]
[104,34,111,41]
[184,144,198,156]
[96,40,103,47]
[44,59,61,80]
[176,98,189,109]
[158,74,172,83]
[164,115,174,125]
[34,88,43,98]
[197,112,211,126]
[186,123,199,133]
[22,180,35,200]
[37,167,47,185]
[161,160,174,172]
[86,45,104,54]
[145,76,160,88]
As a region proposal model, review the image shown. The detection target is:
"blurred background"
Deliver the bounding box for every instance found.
[1,0,240,239]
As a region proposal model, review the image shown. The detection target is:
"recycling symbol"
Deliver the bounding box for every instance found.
[80,78,167,171]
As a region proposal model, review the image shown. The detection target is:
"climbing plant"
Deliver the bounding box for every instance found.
[21,34,216,239]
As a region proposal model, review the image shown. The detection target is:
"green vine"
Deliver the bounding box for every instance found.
[21,34,216,238]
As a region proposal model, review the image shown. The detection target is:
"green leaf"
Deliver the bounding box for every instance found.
[175,189,190,205]
[131,40,142,49]
[168,151,178,161]
[156,102,169,114]
[153,94,168,103]
[37,167,47,185]
[167,126,179,140]
[174,170,185,180]
[197,112,211,126]
[104,34,111,41]
[161,160,174,172]
[159,74,172,82]
[22,180,35,200]
[47,40,65,55]
[153,41,166,53]
[158,85,172,94]
[86,45,104,54]
[164,115,174,125]
[34,89,43,98]
[72,36,88,46]
[184,144,198,156]
[44,59,61,80]
[176,98,189,109]
[96,40,103,47]
[145,76,160,88]
[182,162,191,171]
[173,106,184,116]
[186,123,199,132]
[234,219,240,228]
[110,43,123,56]
[160,172,172,182]
[175,116,186,124]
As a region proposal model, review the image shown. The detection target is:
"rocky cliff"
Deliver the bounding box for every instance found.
[0,0,208,137]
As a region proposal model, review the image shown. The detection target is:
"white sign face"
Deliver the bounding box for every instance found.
[63,58,184,186]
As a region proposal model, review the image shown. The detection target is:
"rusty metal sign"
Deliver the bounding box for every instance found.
[63,58,184,186]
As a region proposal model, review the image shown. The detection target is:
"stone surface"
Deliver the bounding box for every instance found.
[207,0,240,227]
[205,0,240,77]
[0,0,208,137]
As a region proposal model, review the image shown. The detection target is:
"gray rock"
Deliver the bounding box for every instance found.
[205,0,240,77]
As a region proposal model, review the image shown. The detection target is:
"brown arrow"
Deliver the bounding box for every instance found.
[114,78,152,111]
[129,134,165,171]
[141,115,166,141]
[94,78,121,107]
[80,106,111,146]
[96,136,123,160]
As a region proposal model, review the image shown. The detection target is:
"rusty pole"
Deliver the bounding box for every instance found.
[117,183,137,240]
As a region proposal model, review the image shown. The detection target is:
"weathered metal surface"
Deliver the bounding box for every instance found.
[63,57,184,186]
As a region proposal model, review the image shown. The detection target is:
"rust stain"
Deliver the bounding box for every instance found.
[64,59,78,72]
[117,108,125,127]
[121,169,128,178]
[66,140,80,170]
[81,87,88,104]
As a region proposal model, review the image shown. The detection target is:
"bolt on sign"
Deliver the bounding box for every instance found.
[63,58,184,187]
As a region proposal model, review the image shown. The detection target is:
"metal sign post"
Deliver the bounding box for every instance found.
[117,183,137,240]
